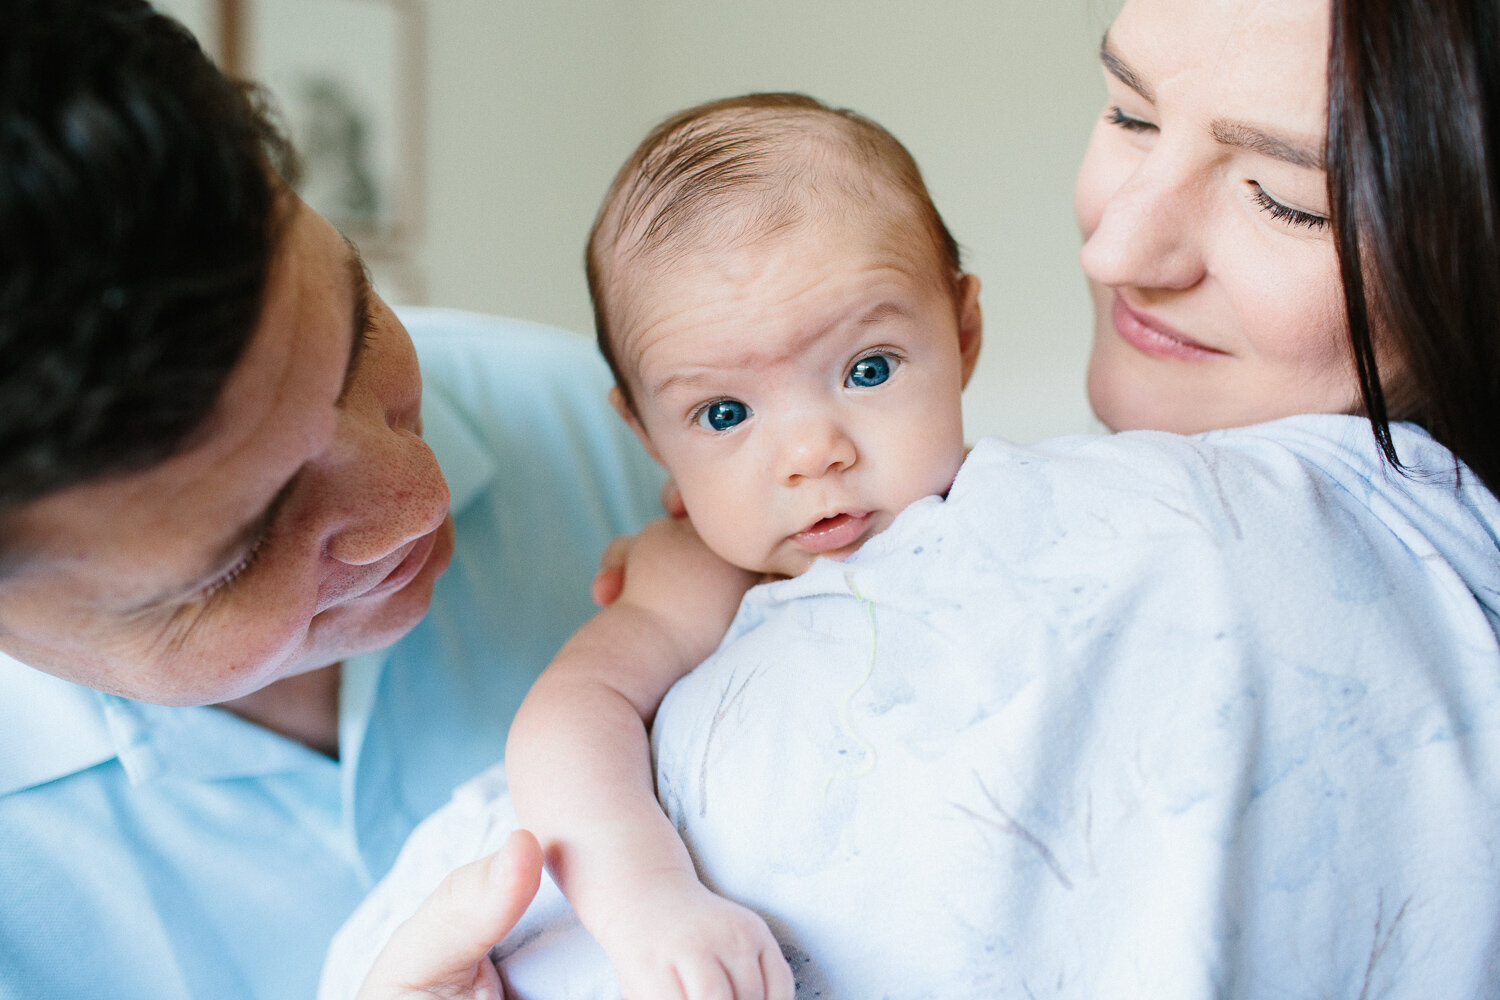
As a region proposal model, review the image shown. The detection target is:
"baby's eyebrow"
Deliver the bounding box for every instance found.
[650,370,717,399]
[857,301,909,327]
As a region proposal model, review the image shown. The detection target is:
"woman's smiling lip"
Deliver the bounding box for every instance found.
[794,511,873,554]
[1112,293,1228,361]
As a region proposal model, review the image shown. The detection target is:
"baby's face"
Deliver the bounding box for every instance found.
[614,220,981,578]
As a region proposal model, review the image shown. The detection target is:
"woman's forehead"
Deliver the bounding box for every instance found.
[1110,0,1330,118]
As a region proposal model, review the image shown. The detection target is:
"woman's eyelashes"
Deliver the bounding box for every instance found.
[1105,105,1156,134]
[1248,181,1329,230]
[1105,103,1329,232]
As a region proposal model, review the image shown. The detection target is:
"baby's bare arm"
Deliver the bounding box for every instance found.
[506,517,791,999]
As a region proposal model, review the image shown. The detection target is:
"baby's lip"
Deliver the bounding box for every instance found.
[793,511,873,554]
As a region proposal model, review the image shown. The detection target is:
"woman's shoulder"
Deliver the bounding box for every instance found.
[898,414,1500,628]
[956,414,1495,534]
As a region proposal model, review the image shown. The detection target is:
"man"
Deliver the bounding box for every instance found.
[0,3,660,997]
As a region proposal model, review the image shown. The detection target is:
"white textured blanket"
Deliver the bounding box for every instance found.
[323,416,1500,999]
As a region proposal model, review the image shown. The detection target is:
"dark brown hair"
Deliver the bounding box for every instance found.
[0,0,294,515]
[585,92,962,410]
[1328,0,1500,495]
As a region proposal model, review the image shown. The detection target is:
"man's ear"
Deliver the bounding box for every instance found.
[609,385,664,466]
[955,274,983,388]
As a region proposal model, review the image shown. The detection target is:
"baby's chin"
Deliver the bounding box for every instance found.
[758,544,856,581]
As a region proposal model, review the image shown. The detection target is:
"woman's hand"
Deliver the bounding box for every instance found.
[354,830,543,1000]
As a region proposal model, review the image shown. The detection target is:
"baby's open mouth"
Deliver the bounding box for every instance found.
[793,511,872,554]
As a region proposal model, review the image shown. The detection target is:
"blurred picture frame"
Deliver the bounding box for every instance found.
[153,0,427,300]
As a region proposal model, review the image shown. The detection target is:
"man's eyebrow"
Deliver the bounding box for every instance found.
[1210,119,1326,170]
[339,235,373,404]
[1099,33,1154,103]
[145,236,373,608]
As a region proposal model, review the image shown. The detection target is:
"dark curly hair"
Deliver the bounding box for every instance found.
[0,0,293,513]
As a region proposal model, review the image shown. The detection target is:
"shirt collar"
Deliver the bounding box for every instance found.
[0,652,115,795]
[0,367,494,797]
[0,648,337,795]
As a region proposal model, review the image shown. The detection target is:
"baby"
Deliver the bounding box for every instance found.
[505,92,982,999]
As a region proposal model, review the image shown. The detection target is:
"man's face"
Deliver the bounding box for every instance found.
[0,199,454,705]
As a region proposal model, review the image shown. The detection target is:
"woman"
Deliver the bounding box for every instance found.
[355,0,1500,995]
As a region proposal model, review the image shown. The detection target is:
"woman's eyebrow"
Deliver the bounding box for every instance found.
[1099,32,1324,171]
[1099,33,1154,102]
[1210,119,1325,170]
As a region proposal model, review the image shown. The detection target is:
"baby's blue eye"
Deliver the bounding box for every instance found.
[847,355,893,388]
[698,398,751,431]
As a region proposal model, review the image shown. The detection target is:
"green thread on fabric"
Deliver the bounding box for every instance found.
[826,571,879,796]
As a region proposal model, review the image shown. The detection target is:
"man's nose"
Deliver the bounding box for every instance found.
[322,420,450,567]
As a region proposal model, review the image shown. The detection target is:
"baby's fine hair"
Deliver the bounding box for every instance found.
[586,92,963,409]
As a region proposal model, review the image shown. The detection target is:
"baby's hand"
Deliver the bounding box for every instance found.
[593,482,689,607]
[597,872,794,1000]
[612,516,759,664]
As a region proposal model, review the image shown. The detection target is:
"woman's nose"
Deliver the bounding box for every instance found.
[1078,149,1206,293]
[323,421,450,567]
[777,415,857,485]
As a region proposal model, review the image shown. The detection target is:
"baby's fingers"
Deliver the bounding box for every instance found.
[761,946,795,1000]
[661,479,687,519]
[591,535,634,606]
[720,939,793,1000]
[682,940,793,1000]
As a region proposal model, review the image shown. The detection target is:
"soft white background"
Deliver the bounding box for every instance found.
[156,0,1119,442]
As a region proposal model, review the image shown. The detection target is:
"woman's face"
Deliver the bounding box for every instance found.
[1076,0,1358,433]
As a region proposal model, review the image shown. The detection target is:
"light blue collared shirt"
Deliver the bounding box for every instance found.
[0,310,664,1000]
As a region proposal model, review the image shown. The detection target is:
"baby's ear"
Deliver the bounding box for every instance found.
[955,274,983,388]
[609,385,665,466]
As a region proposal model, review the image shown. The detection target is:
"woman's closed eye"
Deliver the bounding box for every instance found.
[1248,181,1328,230]
[1105,105,1156,134]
